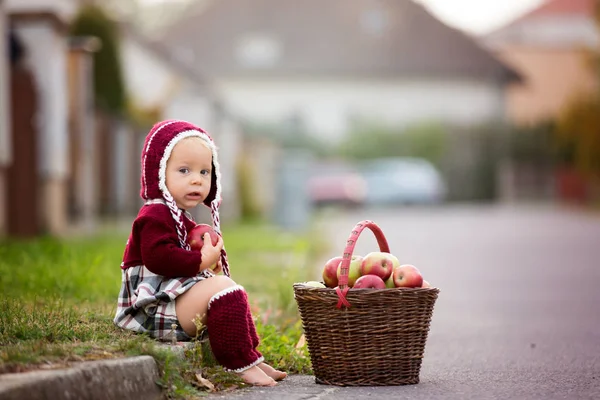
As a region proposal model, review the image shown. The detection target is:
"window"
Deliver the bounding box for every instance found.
[235,33,281,68]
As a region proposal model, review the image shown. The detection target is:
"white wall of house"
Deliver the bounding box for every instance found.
[121,38,177,110]
[11,15,70,235]
[215,77,506,141]
[164,88,215,131]
[486,16,599,49]
[14,21,69,179]
[5,0,79,19]
[6,0,76,20]
[120,35,217,131]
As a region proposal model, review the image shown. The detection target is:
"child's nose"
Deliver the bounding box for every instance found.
[191,174,203,184]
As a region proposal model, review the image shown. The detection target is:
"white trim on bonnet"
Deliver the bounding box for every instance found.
[145,199,166,205]
[144,199,194,220]
[157,130,222,207]
[142,120,180,199]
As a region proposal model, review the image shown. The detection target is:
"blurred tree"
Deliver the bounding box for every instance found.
[70,3,126,115]
[100,0,198,39]
[553,0,600,176]
[555,95,600,175]
[338,121,447,166]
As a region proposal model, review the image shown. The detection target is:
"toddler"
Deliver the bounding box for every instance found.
[114,119,286,386]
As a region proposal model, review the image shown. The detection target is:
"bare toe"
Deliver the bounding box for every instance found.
[238,366,277,387]
[258,362,288,381]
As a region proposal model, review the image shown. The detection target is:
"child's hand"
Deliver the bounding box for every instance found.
[199,233,223,272]
[211,259,223,275]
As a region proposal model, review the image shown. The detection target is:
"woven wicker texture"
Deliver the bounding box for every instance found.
[293,220,440,386]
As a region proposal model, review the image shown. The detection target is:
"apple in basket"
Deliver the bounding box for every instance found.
[188,224,219,252]
[360,251,399,281]
[303,281,326,288]
[322,256,343,288]
[421,280,432,288]
[385,275,396,288]
[336,255,363,287]
[393,264,423,288]
[353,274,386,289]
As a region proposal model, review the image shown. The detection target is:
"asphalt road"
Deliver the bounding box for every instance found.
[212,204,600,400]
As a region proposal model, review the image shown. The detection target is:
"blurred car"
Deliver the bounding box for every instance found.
[307,162,367,207]
[361,157,447,205]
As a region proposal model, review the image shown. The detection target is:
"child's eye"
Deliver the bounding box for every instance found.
[178,167,189,174]
[201,169,210,176]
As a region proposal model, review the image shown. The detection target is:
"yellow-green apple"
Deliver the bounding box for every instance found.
[360,251,398,281]
[385,275,395,288]
[336,255,363,287]
[421,280,431,288]
[353,274,386,289]
[392,264,423,288]
[188,224,219,252]
[303,281,326,288]
[322,256,342,288]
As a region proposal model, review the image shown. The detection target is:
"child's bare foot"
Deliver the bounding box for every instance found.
[238,366,277,386]
[258,362,287,381]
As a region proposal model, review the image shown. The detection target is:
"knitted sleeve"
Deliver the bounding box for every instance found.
[136,214,202,278]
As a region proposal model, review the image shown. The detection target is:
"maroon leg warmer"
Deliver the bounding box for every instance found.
[207,285,263,372]
[247,309,260,349]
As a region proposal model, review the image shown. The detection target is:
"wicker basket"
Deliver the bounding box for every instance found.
[293,220,439,386]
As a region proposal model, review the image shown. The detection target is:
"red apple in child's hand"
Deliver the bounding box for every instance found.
[353,274,386,289]
[360,251,398,281]
[188,224,219,252]
[393,264,423,288]
[322,256,342,288]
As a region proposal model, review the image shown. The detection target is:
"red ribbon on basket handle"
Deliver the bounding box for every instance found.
[336,220,391,309]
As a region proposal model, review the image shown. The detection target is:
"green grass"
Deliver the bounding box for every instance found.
[0,220,328,397]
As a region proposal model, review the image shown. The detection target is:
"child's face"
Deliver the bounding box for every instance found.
[165,137,213,210]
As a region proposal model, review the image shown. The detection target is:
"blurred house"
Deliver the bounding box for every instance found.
[161,0,521,142]
[483,0,600,125]
[0,0,242,238]
[2,0,77,237]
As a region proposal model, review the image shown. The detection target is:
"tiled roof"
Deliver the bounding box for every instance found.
[520,0,595,19]
[160,0,520,82]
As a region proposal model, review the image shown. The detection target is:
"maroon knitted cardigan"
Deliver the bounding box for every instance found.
[121,203,202,278]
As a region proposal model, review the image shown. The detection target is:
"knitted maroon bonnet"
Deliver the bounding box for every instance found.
[140,119,229,276]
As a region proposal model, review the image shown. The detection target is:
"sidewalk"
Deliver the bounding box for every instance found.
[0,355,425,400]
[0,356,162,400]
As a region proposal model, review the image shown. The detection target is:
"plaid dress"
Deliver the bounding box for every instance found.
[114,203,214,341]
[114,266,214,341]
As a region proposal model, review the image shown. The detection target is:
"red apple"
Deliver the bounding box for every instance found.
[188,224,219,252]
[392,264,423,288]
[353,274,386,289]
[360,251,398,281]
[336,255,363,287]
[421,280,431,288]
[322,256,342,288]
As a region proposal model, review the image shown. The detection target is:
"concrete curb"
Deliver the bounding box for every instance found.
[0,356,163,400]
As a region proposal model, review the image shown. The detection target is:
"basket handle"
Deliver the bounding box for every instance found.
[335,220,390,309]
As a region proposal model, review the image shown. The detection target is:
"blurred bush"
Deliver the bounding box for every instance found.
[339,121,447,166]
[70,4,126,116]
[235,153,262,222]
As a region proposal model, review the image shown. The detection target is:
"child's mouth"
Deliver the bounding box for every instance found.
[187,192,202,199]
